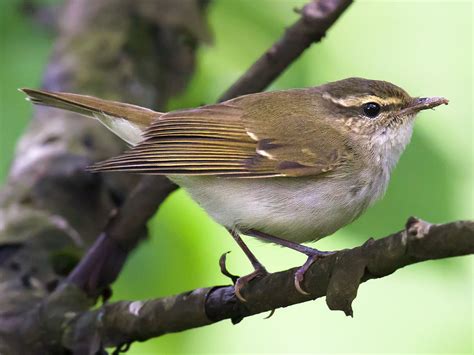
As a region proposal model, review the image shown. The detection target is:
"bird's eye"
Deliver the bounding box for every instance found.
[362,102,381,118]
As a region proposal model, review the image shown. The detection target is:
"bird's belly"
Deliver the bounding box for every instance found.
[170,172,387,244]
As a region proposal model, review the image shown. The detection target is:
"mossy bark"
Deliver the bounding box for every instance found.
[0,0,209,353]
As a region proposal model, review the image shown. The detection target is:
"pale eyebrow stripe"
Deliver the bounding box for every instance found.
[322,93,404,107]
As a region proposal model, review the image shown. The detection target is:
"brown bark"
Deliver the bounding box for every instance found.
[64,219,474,347]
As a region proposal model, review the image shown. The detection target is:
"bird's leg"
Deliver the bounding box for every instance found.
[247,229,335,295]
[225,228,269,302]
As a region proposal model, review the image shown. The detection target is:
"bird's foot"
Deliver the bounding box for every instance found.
[219,251,269,302]
[234,266,269,302]
[294,249,335,295]
[244,229,337,296]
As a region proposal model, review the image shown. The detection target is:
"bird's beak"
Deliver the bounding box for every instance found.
[401,96,449,116]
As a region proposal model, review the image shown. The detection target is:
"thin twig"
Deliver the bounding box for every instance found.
[67,176,177,296]
[219,0,353,101]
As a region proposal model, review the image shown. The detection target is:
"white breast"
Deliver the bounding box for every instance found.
[171,171,387,244]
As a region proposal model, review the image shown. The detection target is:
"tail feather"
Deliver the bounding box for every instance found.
[20,88,161,146]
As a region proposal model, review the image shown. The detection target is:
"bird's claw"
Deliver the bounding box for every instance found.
[219,251,239,284]
[219,251,268,301]
[234,266,268,302]
[294,250,335,295]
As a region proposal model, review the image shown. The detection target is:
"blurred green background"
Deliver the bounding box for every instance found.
[1,0,473,354]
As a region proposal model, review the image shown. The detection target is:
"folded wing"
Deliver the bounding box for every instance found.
[90,92,352,178]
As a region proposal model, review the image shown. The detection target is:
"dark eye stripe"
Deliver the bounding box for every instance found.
[329,99,404,110]
[341,103,404,112]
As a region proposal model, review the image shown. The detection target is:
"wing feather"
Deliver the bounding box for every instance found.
[90,92,352,177]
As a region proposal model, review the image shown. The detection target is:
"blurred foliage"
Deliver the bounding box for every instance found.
[0,0,472,354]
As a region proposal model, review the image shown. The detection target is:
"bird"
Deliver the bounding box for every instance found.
[21,77,448,300]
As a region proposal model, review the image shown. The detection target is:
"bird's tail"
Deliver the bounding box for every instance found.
[21,88,161,146]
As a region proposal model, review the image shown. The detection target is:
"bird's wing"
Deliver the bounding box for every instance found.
[90,93,352,177]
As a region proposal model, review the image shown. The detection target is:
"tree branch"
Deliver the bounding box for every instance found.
[63,218,474,347]
[219,0,353,102]
[66,176,178,297]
